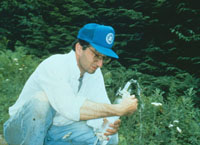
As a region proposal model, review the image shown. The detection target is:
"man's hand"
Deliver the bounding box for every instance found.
[104,118,121,136]
[118,95,138,116]
[80,95,138,120]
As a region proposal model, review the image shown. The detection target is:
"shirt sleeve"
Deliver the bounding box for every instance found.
[34,56,86,121]
[89,69,111,104]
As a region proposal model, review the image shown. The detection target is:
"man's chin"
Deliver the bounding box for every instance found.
[87,69,97,74]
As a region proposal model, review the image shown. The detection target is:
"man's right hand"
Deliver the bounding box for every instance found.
[118,95,138,116]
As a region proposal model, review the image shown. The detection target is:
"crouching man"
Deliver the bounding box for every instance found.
[4,23,138,145]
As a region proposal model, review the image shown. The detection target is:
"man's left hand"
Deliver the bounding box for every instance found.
[104,119,121,136]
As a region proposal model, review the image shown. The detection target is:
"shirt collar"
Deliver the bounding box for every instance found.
[68,50,82,80]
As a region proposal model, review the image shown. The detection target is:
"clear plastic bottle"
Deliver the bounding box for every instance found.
[99,79,134,145]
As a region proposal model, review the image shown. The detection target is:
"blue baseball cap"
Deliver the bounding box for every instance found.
[77,23,119,59]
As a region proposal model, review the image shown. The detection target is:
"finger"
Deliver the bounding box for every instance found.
[109,119,121,128]
[104,132,112,136]
[104,132,113,136]
[114,119,121,125]
[109,123,120,129]
[107,128,118,134]
[104,128,118,136]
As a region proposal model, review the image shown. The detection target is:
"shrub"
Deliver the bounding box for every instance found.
[0,45,40,134]
[102,61,200,145]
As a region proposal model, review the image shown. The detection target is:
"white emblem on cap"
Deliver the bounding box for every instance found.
[106,33,114,44]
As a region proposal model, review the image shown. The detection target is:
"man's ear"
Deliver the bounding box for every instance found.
[75,42,83,55]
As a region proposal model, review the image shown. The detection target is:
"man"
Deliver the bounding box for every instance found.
[4,23,138,145]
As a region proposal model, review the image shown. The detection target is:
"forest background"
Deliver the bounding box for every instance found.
[0,0,200,145]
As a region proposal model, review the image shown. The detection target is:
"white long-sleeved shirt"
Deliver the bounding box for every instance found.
[9,50,111,126]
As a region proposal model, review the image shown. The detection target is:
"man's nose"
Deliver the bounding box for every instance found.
[96,59,103,68]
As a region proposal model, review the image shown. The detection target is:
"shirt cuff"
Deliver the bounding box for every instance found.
[73,96,86,121]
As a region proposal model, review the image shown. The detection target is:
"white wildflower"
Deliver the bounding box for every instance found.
[173,120,179,123]
[15,63,19,65]
[19,68,23,71]
[151,102,162,106]
[13,58,18,62]
[176,127,182,133]
[5,79,9,81]
[168,124,174,128]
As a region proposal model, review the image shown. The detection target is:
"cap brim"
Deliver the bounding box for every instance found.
[90,43,119,59]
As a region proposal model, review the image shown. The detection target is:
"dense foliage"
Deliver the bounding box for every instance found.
[0,0,200,75]
[0,0,200,144]
[0,46,40,135]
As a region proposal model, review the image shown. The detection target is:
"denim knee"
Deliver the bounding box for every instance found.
[3,92,55,145]
[31,92,52,118]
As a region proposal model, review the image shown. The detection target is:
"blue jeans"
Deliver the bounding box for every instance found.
[44,121,118,145]
[4,92,118,145]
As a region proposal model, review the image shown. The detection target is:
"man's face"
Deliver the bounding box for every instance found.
[76,43,106,76]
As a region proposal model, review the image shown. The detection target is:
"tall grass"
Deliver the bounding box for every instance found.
[0,46,200,144]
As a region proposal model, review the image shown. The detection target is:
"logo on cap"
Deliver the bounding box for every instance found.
[106,33,114,45]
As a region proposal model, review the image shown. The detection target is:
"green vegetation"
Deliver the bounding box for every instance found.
[0,0,200,144]
[0,45,40,134]
[103,62,200,145]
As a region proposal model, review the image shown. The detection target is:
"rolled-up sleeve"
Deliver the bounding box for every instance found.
[34,56,86,121]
